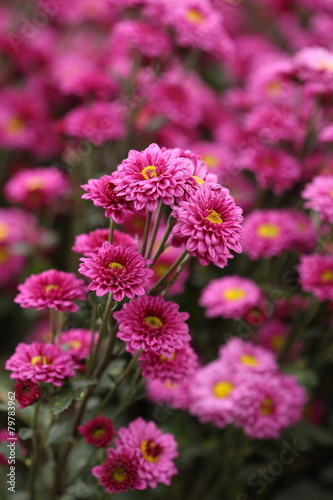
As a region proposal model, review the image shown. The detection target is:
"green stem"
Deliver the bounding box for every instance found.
[151,216,175,262]
[141,211,153,258]
[108,218,115,244]
[146,201,164,259]
[50,309,57,343]
[88,294,113,376]
[149,249,189,295]
[29,399,42,500]
[161,254,191,297]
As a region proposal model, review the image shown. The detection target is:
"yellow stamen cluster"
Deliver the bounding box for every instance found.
[141,165,158,180]
[213,381,234,398]
[144,316,163,328]
[205,210,223,224]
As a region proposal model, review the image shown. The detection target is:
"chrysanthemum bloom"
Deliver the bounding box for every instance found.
[4,167,70,210]
[139,343,198,383]
[254,319,301,360]
[145,378,191,410]
[243,148,301,195]
[72,228,137,257]
[78,415,116,448]
[171,184,243,267]
[188,360,245,428]
[200,276,262,319]
[242,210,294,260]
[63,101,126,146]
[115,417,178,488]
[79,242,153,301]
[302,175,333,223]
[114,295,190,357]
[92,448,146,493]
[285,210,317,253]
[0,245,26,286]
[58,329,97,362]
[235,373,306,439]
[294,46,333,94]
[178,149,218,198]
[112,143,192,212]
[298,254,333,302]
[218,338,278,374]
[81,175,134,224]
[14,380,41,409]
[5,342,76,386]
[14,270,86,312]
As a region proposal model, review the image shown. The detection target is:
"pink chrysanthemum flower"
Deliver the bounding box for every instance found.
[115,417,178,488]
[5,342,76,387]
[92,448,146,493]
[302,175,333,223]
[285,209,317,253]
[78,415,115,448]
[4,167,70,210]
[218,338,278,374]
[171,184,243,267]
[199,276,262,319]
[58,329,97,362]
[79,242,153,301]
[146,378,191,410]
[139,343,199,383]
[63,101,126,146]
[114,295,190,357]
[112,143,191,211]
[235,373,306,439]
[14,270,86,312]
[298,254,333,302]
[188,360,244,428]
[72,228,136,257]
[81,175,134,224]
[15,380,41,409]
[178,149,218,198]
[242,210,294,260]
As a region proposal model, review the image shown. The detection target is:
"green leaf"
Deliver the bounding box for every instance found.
[49,389,75,415]
[45,421,71,446]
[18,427,34,440]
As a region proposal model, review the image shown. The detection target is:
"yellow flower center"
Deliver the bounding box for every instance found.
[213,381,234,398]
[31,355,50,366]
[164,380,178,389]
[0,223,9,241]
[144,316,163,328]
[160,352,176,361]
[70,340,82,349]
[92,427,106,438]
[140,440,161,463]
[223,287,246,301]
[112,467,127,483]
[154,262,169,277]
[266,80,282,96]
[260,397,274,415]
[26,177,46,191]
[186,8,205,23]
[192,175,205,186]
[256,223,280,238]
[108,262,125,270]
[4,117,25,134]
[45,284,60,294]
[202,154,218,168]
[0,248,8,264]
[141,165,158,180]
[205,210,223,224]
[317,59,333,72]
[270,334,284,351]
[321,270,333,283]
[240,354,258,367]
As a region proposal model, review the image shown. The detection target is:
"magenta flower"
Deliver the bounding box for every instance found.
[302,175,333,224]
[200,275,262,319]
[114,295,190,357]
[297,254,333,302]
[139,343,199,383]
[5,342,76,387]
[79,242,154,301]
[146,378,191,410]
[4,167,70,210]
[242,210,294,260]
[81,175,134,224]
[115,417,178,488]
[235,373,306,439]
[92,448,146,493]
[254,319,301,361]
[58,329,97,362]
[171,184,243,267]
[72,228,136,257]
[15,380,41,409]
[78,415,115,448]
[112,143,191,211]
[14,270,87,312]
[218,338,278,375]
